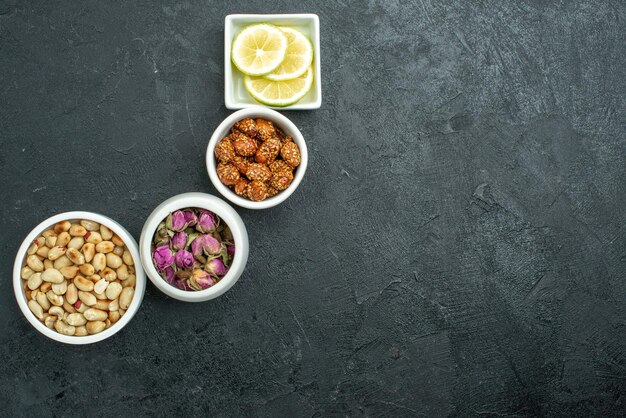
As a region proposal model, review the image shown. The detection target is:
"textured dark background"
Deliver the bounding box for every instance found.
[1,0,625,416]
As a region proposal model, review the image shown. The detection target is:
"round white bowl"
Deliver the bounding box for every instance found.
[13,211,146,345]
[206,107,308,209]
[139,192,249,302]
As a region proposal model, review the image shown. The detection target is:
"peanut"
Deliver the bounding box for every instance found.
[69,224,87,237]
[56,231,71,247]
[46,290,64,306]
[53,255,72,269]
[119,287,134,310]
[45,235,57,247]
[66,313,87,326]
[95,299,110,311]
[113,246,124,256]
[100,225,113,240]
[80,220,100,231]
[21,266,34,279]
[54,320,75,336]
[41,268,64,283]
[116,264,129,281]
[27,273,43,290]
[122,274,136,288]
[111,234,124,247]
[109,310,121,324]
[101,268,117,282]
[86,321,106,334]
[40,282,52,293]
[43,259,54,270]
[47,246,67,261]
[66,248,85,265]
[74,276,94,292]
[28,300,44,320]
[105,282,123,300]
[62,301,76,313]
[79,263,95,276]
[60,265,79,279]
[36,245,50,258]
[54,221,71,234]
[78,291,96,306]
[67,236,84,250]
[122,250,134,266]
[74,326,88,336]
[94,278,108,295]
[26,255,44,272]
[49,306,64,318]
[66,283,78,304]
[41,229,56,238]
[85,231,102,244]
[44,315,56,329]
[92,253,106,271]
[95,241,114,253]
[52,281,67,295]
[82,243,95,263]
[27,240,39,256]
[84,308,108,321]
[108,298,119,312]
[76,302,88,313]
[106,253,122,269]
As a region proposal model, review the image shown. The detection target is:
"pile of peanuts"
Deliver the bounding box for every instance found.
[215,118,301,201]
[20,219,136,336]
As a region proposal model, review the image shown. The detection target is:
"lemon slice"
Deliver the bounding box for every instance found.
[231,24,288,76]
[264,27,313,81]
[244,66,314,107]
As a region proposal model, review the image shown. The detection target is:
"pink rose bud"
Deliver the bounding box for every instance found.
[152,245,175,271]
[174,249,195,269]
[205,258,228,276]
[166,210,188,232]
[171,231,187,251]
[183,210,198,227]
[196,210,217,233]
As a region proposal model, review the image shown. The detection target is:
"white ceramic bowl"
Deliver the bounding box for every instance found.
[139,193,249,302]
[224,14,322,110]
[206,107,308,210]
[13,211,146,345]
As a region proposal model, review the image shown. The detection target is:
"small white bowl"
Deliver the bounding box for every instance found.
[207,107,308,210]
[224,13,322,110]
[13,211,146,345]
[139,193,249,302]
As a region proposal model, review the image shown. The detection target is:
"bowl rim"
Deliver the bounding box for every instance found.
[206,107,308,209]
[13,211,146,345]
[139,192,249,302]
[224,13,322,110]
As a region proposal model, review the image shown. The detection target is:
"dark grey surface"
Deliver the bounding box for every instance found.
[1,0,625,416]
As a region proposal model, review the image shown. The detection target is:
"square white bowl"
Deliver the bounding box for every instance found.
[224,14,322,110]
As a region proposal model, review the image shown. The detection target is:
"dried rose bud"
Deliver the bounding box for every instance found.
[183,210,198,227]
[191,234,221,257]
[255,118,276,141]
[153,245,175,271]
[281,141,301,168]
[234,178,249,196]
[171,232,187,251]
[231,155,250,175]
[214,137,235,162]
[231,131,257,156]
[217,162,240,186]
[164,267,176,284]
[246,163,272,182]
[192,269,215,289]
[255,138,281,164]
[166,210,188,232]
[206,258,228,276]
[247,180,268,201]
[233,118,257,138]
[174,249,195,269]
[227,244,235,257]
[222,226,233,242]
[196,210,217,233]
[154,224,170,246]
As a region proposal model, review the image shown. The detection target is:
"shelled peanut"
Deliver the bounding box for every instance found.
[21,220,136,336]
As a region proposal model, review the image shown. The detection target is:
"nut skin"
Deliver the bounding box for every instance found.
[247,181,269,201]
[214,137,235,162]
[255,118,276,141]
[233,118,257,138]
[217,162,240,186]
[231,155,250,175]
[234,178,249,197]
[246,163,272,182]
[231,131,257,156]
[255,138,282,165]
[281,141,301,168]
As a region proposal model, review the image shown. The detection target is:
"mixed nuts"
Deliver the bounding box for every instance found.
[151,208,234,291]
[215,117,301,201]
[20,219,136,336]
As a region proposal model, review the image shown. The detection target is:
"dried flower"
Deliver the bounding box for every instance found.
[192,269,215,289]
[183,210,198,227]
[166,210,188,232]
[174,249,194,269]
[171,231,187,251]
[205,258,228,276]
[196,210,217,233]
[227,244,235,257]
[164,267,176,284]
[153,245,175,271]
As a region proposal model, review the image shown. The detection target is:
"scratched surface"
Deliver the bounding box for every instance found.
[1,1,625,416]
